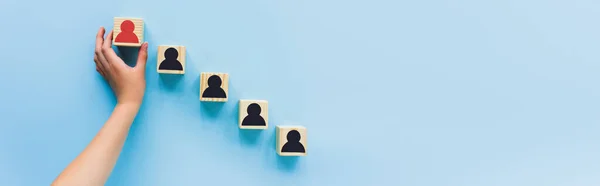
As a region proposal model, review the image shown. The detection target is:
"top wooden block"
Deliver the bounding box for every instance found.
[113,17,144,47]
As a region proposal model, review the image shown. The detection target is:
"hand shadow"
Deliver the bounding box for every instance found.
[116,46,141,67]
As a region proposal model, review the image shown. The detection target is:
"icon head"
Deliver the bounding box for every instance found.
[207,75,222,87]
[247,103,261,115]
[164,48,178,59]
[120,20,135,32]
[286,130,301,142]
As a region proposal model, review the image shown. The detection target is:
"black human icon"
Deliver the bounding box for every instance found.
[241,103,266,126]
[202,75,227,98]
[281,130,305,153]
[158,47,183,71]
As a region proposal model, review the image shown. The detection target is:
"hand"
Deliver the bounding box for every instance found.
[94,27,149,106]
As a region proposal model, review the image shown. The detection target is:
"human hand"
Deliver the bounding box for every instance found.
[94,27,149,107]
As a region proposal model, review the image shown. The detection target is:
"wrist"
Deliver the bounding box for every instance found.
[106,102,141,129]
[115,102,141,113]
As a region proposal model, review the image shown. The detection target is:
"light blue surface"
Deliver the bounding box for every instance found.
[1,0,599,185]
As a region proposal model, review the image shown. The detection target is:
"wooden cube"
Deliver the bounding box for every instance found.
[200,72,229,102]
[113,17,144,47]
[239,100,268,129]
[157,45,185,74]
[276,126,307,156]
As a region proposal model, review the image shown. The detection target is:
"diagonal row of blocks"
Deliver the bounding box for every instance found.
[113,17,307,156]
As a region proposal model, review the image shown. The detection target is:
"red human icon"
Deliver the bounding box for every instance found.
[115,20,139,43]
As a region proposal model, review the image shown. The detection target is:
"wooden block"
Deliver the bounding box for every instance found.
[200,72,229,102]
[276,126,307,156]
[113,17,144,47]
[157,45,185,74]
[239,100,268,129]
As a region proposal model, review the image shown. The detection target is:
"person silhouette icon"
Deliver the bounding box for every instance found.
[202,75,227,98]
[281,130,306,153]
[158,48,183,71]
[115,20,139,43]
[241,103,266,126]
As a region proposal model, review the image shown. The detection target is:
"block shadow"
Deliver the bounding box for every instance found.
[159,73,183,90]
[239,129,263,146]
[270,131,301,172]
[277,154,300,172]
[235,99,263,146]
[200,101,225,119]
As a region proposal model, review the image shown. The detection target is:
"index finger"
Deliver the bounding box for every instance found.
[101,30,120,60]
[102,30,114,50]
[95,27,105,52]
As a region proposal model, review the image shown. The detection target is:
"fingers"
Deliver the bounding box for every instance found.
[94,55,107,78]
[94,27,108,69]
[94,55,101,72]
[101,30,120,62]
[94,55,99,67]
[96,66,106,77]
[95,27,105,52]
[94,27,112,76]
[102,30,113,50]
[135,42,149,70]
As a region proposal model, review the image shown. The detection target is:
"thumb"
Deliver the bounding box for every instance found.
[135,42,149,70]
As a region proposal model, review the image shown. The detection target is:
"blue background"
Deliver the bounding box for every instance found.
[0,0,599,185]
